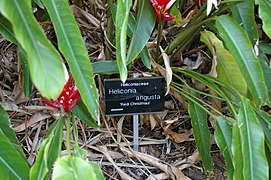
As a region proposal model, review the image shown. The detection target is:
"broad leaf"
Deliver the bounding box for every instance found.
[42,0,99,119]
[188,93,212,171]
[256,109,271,151]
[0,130,30,180]
[92,61,119,75]
[216,15,268,106]
[255,0,271,39]
[0,13,17,43]
[0,105,25,159]
[214,116,234,180]
[30,118,64,180]
[111,4,152,69]
[200,31,247,96]
[115,0,132,82]
[235,97,268,180]
[52,156,104,180]
[0,0,65,99]
[231,0,258,44]
[232,121,244,180]
[71,100,99,128]
[126,0,156,64]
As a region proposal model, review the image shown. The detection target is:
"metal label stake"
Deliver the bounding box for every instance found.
[133,73,139,151]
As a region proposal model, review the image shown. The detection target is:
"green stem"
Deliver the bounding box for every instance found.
[71,114,80,153]
[66,113,71,156]
[155,8,164,62]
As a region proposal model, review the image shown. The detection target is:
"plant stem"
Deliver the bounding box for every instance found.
[66,112,71,156]
[71,114,80,153]
[155,9,164,62]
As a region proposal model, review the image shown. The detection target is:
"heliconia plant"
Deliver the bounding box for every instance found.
[0,0,271,179]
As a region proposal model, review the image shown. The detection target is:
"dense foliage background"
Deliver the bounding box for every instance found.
[0,0,271,179]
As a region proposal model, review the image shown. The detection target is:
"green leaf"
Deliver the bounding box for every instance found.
[0,13,17,43]
[214,116,234,180]
[0,105,26,160]
[0,130,30,180]
[188,93,212,171]
[92,61,119,75]
[19,48,32,98]
[30,118,64,180]
[232,121,244,180]
[255,0,271,39]
[42,0,99,119]
[111,4,152,69]
[255,109,271,151]
[71,100,99,128]
[260,60,271,102]
[231,0,258,44]
[235,97,268,180]
[126,0,155,64]
[0,0,65,99]
[52,156,104,180]
[116,0,132,82]
[200,31,247,96]
[216,15,268,106]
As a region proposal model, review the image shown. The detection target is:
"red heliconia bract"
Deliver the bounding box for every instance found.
[150,0,175,21]
[42,74,81,112]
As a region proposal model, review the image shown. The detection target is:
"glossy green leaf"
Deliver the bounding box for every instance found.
[92,61,119,75]
[0,0,65,99]
[42,0,99,119]
[111,4,152,69]
[256,109,271,151]
[200,31,247,96]
[0,105,25,160]
[0,130,30,180]
[188,92,212,171]
[235,97,268,180]
[71,100,99,128]
[0,13,17,43]
[255,0,271,39]
[260,61,271,102]
[126,0,155,64]
[216,15,268,106]
[52,156,104,180]
[115,0,132,82]
[30,118,64,180]
[19,48,32,98]
[214,116,234,180]
[232,121,244,180]
[231,0,258,44]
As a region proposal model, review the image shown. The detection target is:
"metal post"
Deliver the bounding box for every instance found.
[133,73,139,151]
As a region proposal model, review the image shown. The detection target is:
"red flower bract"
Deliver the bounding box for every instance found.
[150,0,174,21]
[42,74,81,112]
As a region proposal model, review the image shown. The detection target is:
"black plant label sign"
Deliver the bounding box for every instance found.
[104,77,165,116]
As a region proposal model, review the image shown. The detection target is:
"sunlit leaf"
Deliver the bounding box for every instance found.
[42,0,99,119]
[30,118,64,180]
[216,15,268,106]
[234,97,268,180]
[52,156,104,180]
[115,0,132,82]
[0,0,65,99]
[0,13,17,43]
[200,31,247,96]
[126,0,155,64]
